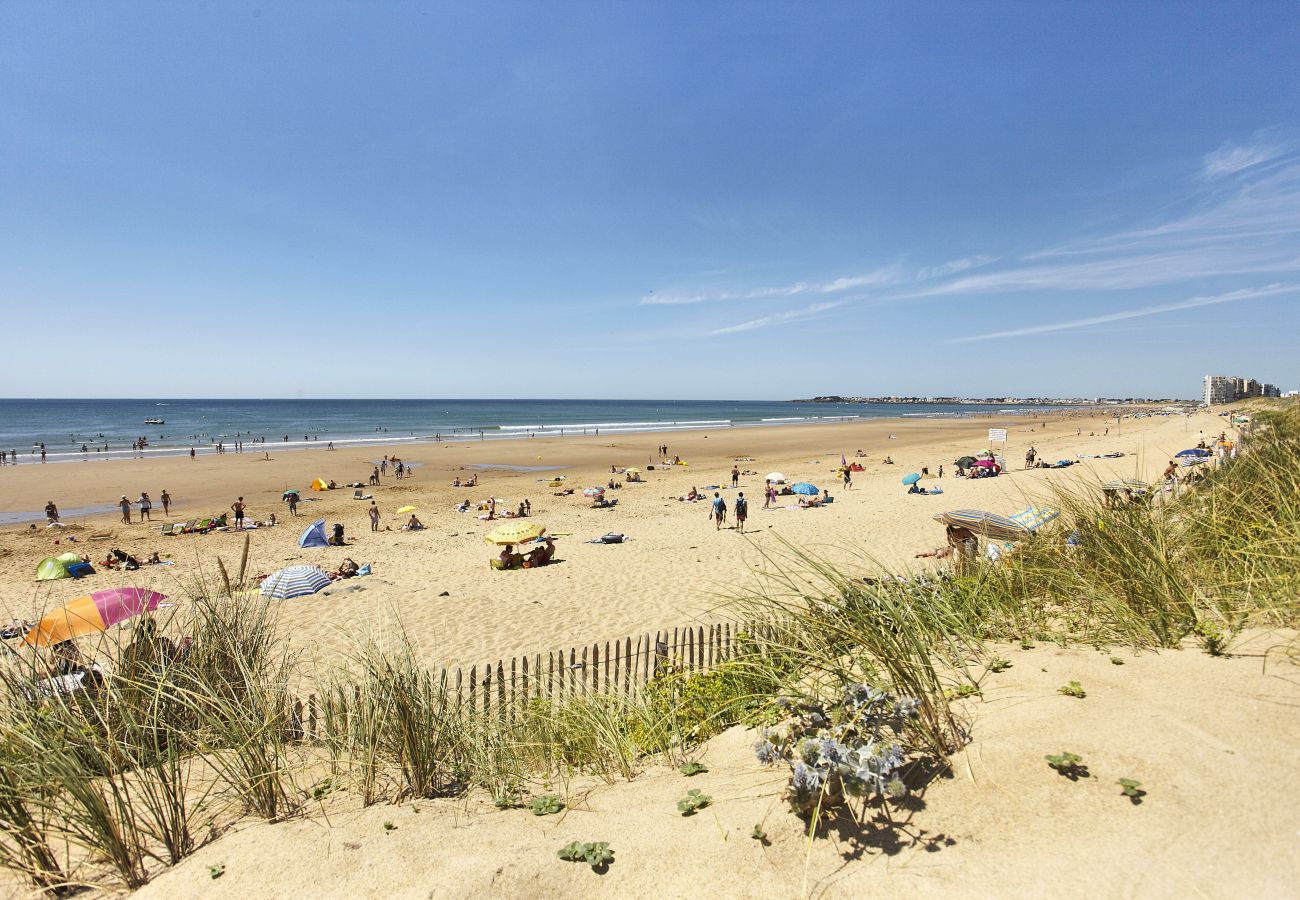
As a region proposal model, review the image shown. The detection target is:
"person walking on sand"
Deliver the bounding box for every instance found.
[711,492,727,530]
[231,497,246,529]
[161,490,171,515]
[368,501,380,532]
[843,468,852,489]
[287,492,299,516]
[119,495,132,524]
[731,465,740,487]
[734,491,748,533]
[137,492,152,521]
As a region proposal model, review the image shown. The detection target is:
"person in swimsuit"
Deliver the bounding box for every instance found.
[161,490,171,515]
[231,497,246,529]
[119,496,132,524]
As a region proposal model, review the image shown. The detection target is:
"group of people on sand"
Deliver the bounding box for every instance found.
[496,536,555,570]
[112,490,173,524]
[450,474,479,488]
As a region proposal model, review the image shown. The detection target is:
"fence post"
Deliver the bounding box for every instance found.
[469,665,477,716]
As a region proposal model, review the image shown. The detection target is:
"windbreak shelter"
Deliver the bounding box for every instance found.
[298,519,329,548]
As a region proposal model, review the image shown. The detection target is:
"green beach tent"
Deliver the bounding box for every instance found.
[35,556,72,581]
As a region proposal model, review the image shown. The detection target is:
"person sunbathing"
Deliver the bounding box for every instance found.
[456,499,470,512]
[797,496,821,508]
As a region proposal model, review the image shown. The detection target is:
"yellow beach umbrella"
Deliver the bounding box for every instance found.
[396,505,417,514]
[484,522,546,545]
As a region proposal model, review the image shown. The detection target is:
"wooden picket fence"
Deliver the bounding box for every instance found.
[285,618,778,741]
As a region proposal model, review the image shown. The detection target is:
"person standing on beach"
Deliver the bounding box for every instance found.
[762,480,772,509]
[369,501,380,532]
[734,492,748,533]
[190,447,195,460]
[287,493,299,516]
[161,490,171,515]
[231,497,246,529]
[843,468,853,489]
[731,465,740,487]
[1025,446,1036,469]
[40,448,46,463]
[45,500,59,523]
[711,492,727,530]
[138,492,152,521]
[119,496,132,524]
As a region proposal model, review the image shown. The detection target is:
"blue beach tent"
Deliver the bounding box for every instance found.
[298,519,329,548]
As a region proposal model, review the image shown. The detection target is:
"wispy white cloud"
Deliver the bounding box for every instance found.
[1201,129,1297,179]
[917,255,997,281]
[708,301,844,335]
[945,284,1298,344]
[640,266,900,306]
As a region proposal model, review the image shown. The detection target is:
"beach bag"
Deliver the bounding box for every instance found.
[601,533,624,544]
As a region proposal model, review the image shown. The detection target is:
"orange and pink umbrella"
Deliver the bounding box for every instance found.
[23,588,166,648]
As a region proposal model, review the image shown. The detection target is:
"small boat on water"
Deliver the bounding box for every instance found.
[144,418,165,425]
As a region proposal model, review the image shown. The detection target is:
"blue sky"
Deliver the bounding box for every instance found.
[3,2,1298,399]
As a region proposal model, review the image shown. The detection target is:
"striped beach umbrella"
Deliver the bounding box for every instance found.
[1102,479,1149,491]
[933,509,1031,543]
[260,565,332,599]
[1175,448,1212,458]
[24,587,166,647]
[582,486,605,497]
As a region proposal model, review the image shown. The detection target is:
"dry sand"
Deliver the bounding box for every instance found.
[1,409,1217,671]
[126,629,1300,899]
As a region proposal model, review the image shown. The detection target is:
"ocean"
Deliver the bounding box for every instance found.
[0,398,1051,463]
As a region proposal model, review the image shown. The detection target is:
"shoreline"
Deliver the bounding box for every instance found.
[3,404,1145,470]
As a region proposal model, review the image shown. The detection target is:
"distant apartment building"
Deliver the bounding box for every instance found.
[1204,375,1235,405]
[1204,374,1282,404]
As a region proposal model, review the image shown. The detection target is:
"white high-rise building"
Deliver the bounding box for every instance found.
[1204,375,1234,405]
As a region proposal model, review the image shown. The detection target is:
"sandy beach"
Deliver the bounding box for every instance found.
[0,408,1210,672]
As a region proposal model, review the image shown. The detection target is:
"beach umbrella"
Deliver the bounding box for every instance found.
[902,473,922,485]
[260,565,331,599]
[973,458,997,469]
[1009,505,1060,533]
[791,482,819,495]
[765,472,786,484]
[281,489,300,500]
[484,521,546,545]
[1102,479,1149,491]
[24,588,166,647]
[933,509,1031,543]
[625,467,640,475]
[1175,449,1212,458]
[582,486,605,497]
[954,456,977,468]
[1179,457,1207,467]
[396,505,417,514]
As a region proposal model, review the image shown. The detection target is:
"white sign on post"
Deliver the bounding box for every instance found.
[988,428,1008,443]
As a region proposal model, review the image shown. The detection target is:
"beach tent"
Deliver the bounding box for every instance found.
[24,588,166,647]
[1009,506,1060,533]
[35,556,73,581]
[298,519,329,548]
[311,478,329,491]
[260,565,331,599]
